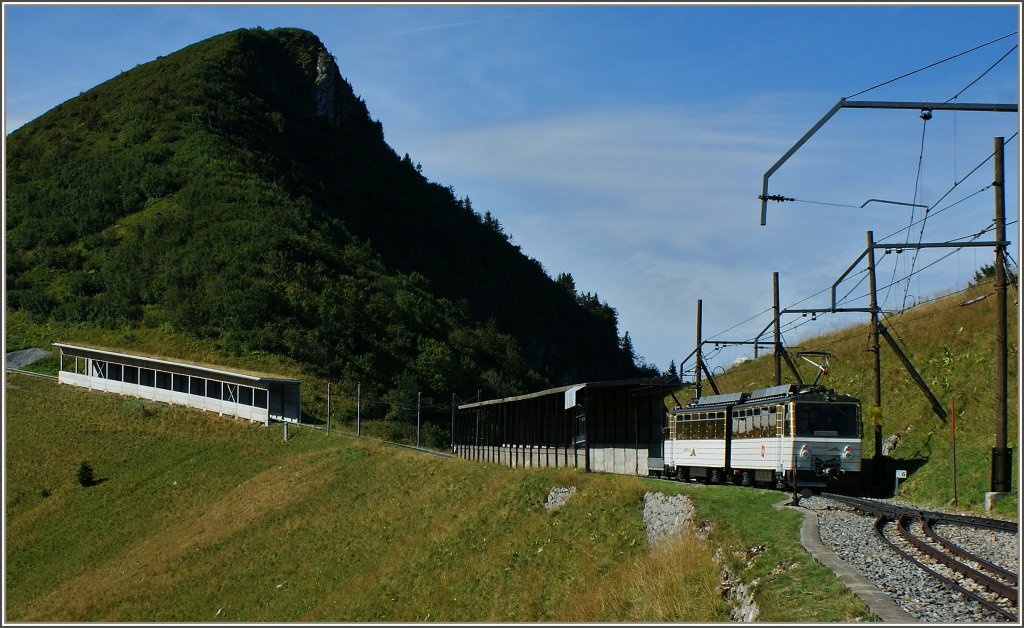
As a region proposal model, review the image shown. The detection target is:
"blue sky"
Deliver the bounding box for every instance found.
[4,3,1021,383]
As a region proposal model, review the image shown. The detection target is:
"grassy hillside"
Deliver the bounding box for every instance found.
[687,279,1018,516]
[5,373,869,622]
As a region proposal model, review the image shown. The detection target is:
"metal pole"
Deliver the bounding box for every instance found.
[792,441,799,505]
[760,98,1017,226]
[773,272,782,386]
[695,300,703,399]
[992,136,1011,494]
[866,231,884,494]
[326,383,331,435]
[451,393,456,452]
[877,323,947,421]
[951,397,958,507]
[356,382,361,437]
[417,391,422,447]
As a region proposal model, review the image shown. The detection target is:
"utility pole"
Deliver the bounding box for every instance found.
[451,392,456,452]
[773,272,782,386]
[356,382,361,437]
[866,231,884,494]
[989,136,1012,505]
[416,391,422,448]
[326,383,331,435]
[475,389,481,449]
[695,300,703,399]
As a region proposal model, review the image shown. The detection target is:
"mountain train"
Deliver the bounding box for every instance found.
[650,383,862,490]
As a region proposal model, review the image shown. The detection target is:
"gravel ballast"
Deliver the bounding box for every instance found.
[6,348,51,370]
[801,494,1019,623]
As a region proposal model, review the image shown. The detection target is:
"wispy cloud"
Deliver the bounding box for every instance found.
[405,99,1017,369]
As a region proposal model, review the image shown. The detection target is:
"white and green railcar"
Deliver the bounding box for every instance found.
[660,384,861,489]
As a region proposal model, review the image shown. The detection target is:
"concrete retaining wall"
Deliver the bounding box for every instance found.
[454,444,586,469]
[590,445,650,475]
[454,443,649,474]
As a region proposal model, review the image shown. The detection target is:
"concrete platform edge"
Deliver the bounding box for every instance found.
[775,499,919,624]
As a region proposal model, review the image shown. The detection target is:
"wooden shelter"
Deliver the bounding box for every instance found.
[54,342,301,424]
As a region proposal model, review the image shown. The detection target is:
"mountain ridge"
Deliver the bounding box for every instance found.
[5,27,653,412]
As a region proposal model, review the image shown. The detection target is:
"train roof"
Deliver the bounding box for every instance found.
[683,384,860,410]
[748,384,797,401]
[689,391,746,407]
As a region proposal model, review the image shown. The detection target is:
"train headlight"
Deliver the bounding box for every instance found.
[842,445,853,460]
[799,444,811,459]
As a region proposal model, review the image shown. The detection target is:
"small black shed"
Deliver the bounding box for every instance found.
[454,378,674,475]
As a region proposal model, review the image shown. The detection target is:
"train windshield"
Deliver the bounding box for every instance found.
[794,402,860,437]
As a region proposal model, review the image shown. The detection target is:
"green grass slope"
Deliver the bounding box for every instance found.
[695,279,1019,516]
[4,373,869,622]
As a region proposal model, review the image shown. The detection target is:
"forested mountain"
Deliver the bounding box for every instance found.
[6,27,652,407]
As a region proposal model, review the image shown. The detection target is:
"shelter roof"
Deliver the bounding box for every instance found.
[458,378,677,410]
[53,342,300,384]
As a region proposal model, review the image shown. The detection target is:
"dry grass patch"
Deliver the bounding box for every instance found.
[563,529,727,622]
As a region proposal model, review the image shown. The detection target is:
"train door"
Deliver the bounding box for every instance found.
[776,403,787,474]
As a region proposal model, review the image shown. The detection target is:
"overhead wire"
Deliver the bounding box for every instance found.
[759,217,1003,355]
[895,43,1018,308]
[696,42,1019,376]
[941,44,1019,105]
[912,133,1018,227]
[849,225,996,307]
[836,267,870,308]
[705,304,774,342]
[790,198,860,209]
[844,31,1018,99]
[887,114,929,310]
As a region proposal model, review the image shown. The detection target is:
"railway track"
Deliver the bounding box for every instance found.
[822,493,1019,622]
[5,368,58,380]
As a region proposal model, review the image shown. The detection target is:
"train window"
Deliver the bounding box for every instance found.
[734,413,747,438]
[766,406,778,436]
[794,402,860,437]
